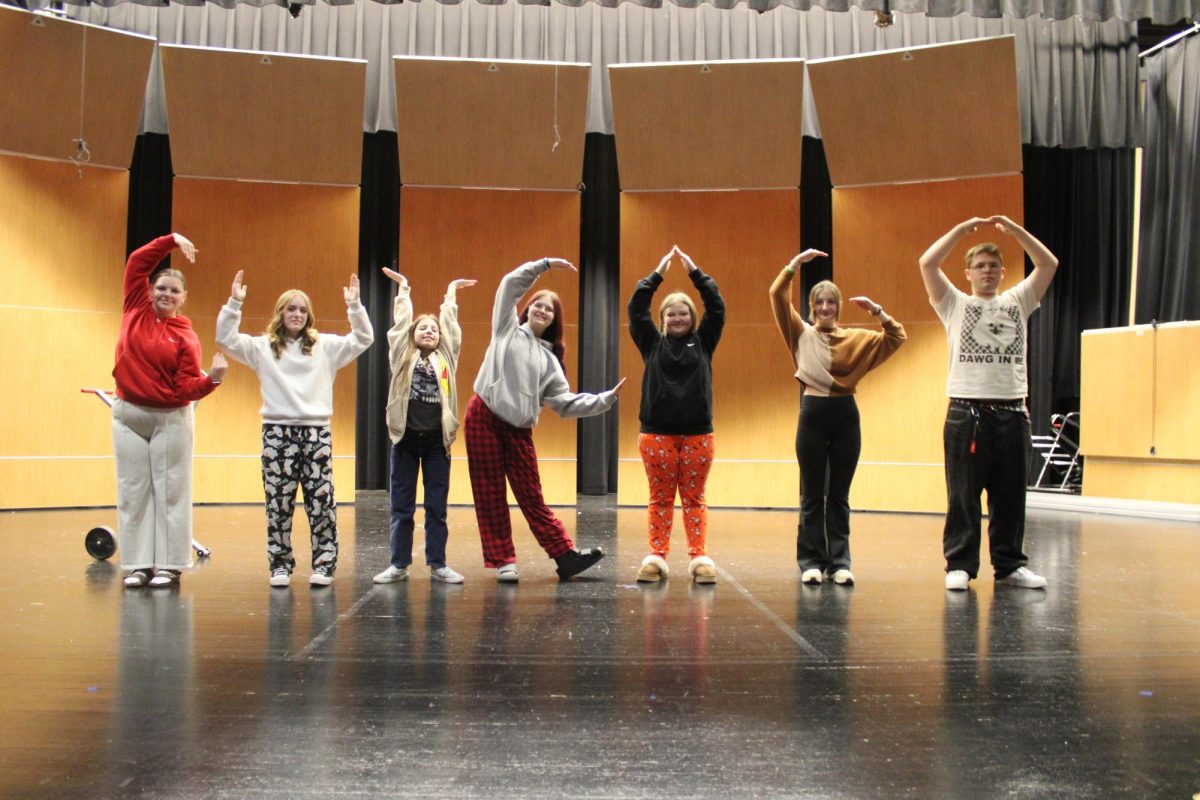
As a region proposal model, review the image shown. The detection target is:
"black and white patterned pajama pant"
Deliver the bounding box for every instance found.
[261,424,338,575]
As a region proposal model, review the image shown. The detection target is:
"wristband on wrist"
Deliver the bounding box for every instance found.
[784,266,796,276]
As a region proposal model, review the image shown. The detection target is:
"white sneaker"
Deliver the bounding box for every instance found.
[832,569,855,585]
[310,568,334,587]
[996,566,1048,589]
[801,568,824,585]
[269,568,290,588]
[431,565,464,584]
[373,565,408,584]
[945,570,970,591]
[496,564,519,583]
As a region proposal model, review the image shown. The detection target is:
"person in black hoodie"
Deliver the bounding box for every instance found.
[628,245,726,584]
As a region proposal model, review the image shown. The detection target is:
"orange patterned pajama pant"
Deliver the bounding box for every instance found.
[637,433,714,558]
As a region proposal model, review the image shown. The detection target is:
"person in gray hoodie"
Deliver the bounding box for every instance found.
[464,257,625,583]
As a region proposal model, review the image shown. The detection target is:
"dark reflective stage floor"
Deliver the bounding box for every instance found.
[1,496,1198,799]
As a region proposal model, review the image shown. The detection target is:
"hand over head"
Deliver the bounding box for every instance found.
[231,270,247,302]
[344,273,361,305]
[173,233,197,263]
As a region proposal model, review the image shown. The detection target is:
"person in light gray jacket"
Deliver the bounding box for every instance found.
[464,257,624,583]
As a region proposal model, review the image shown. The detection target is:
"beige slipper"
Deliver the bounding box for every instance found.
[636,554,669,583]
[689,556,717,584]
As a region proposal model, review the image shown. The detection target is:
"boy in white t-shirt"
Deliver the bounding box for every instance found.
[919,215,1060,592]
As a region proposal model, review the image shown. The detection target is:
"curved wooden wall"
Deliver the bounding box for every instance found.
[398,187,583,506]
[616,190,802,508]
[0,155,130,509]
[171,178,363,504]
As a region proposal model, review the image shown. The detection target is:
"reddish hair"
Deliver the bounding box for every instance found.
[520,289,566,371]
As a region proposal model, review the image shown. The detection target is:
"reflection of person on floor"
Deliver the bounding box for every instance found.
[770,249,906,587]
[919,215,1059,592]
[373,269,475,586]
[216,270,373,588]
[114,233,227,590]
[628,245,725,585]
[464,257,624,583]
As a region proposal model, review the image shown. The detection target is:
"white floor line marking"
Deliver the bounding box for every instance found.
[290,585,379,661]
[717,566,826,660]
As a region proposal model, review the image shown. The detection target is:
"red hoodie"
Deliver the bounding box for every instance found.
[112,235,216,408]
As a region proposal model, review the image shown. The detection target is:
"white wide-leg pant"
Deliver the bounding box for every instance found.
[112,398,194,571]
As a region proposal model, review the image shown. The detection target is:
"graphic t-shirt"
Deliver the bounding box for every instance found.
[407,357,443,431]
[933,279,1039,400]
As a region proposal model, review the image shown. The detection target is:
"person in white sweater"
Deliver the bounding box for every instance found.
[373,268,475,586]
[465,257,624,583]
[216,270,374,588]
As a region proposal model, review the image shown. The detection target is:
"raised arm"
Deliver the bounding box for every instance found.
[215,269,260,368]
[329,274,374,370]
[492,258,575,337]
[627,249,672,356]
[383,268,414,371]
[689,268,725,354]
[919,219,988,305]
[990,215,1059,301]
[440,278,476,364]
[123,233,194,312]
[769,250,825,357]
[848,296,907,367]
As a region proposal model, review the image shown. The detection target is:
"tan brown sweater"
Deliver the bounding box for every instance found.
[769,268,906,396]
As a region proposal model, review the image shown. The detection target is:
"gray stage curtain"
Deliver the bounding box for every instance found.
[68,0,1139,148]
[1135,30,1200,324]
[44,0,1200,24]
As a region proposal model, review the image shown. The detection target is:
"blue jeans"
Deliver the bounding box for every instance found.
[942,400,1030,579]
[389,429,450,569]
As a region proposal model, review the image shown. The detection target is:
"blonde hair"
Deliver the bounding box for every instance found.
[658,292,698,336]
[267,289,319,359]
[965,242,1004,268]
[807,280,842,325]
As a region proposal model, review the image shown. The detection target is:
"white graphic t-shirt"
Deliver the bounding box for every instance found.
[933,279,1039,400]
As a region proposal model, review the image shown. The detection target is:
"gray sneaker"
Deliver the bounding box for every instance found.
[430,565,464,584]
[373,565,408,584]
[310,568,334,587]
[269,568,290,588]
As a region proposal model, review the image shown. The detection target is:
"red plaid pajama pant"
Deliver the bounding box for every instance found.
[464,394,575,568]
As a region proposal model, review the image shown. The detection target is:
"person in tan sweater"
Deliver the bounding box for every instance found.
[769,249,906,586]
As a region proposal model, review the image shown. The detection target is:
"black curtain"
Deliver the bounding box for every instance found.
[577,133,622,494]
[799,135,834,316]
[355,131,401,491]
[1135,35,1200,324]
[126,133,173,257]
[1023,145,1135,439]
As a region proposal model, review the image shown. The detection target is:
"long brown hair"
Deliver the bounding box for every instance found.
[520,289,566,371]
[267,289,319,359]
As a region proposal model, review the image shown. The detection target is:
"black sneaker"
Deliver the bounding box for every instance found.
[554,547,604,580]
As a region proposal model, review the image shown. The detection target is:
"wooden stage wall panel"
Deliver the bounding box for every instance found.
[398,188,582,506]
[0,155,129,509]
[830,175,1025,513]
[616,190,802,509]
[171,178,362,504]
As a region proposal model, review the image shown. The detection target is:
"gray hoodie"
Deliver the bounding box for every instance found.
[473,259,617,428]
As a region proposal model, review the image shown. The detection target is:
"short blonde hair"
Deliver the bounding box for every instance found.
[658,292,698,336]
[807,280,842,325]
[965,242,1003,268]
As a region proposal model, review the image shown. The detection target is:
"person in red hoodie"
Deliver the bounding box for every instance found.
[113,233,227,589]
